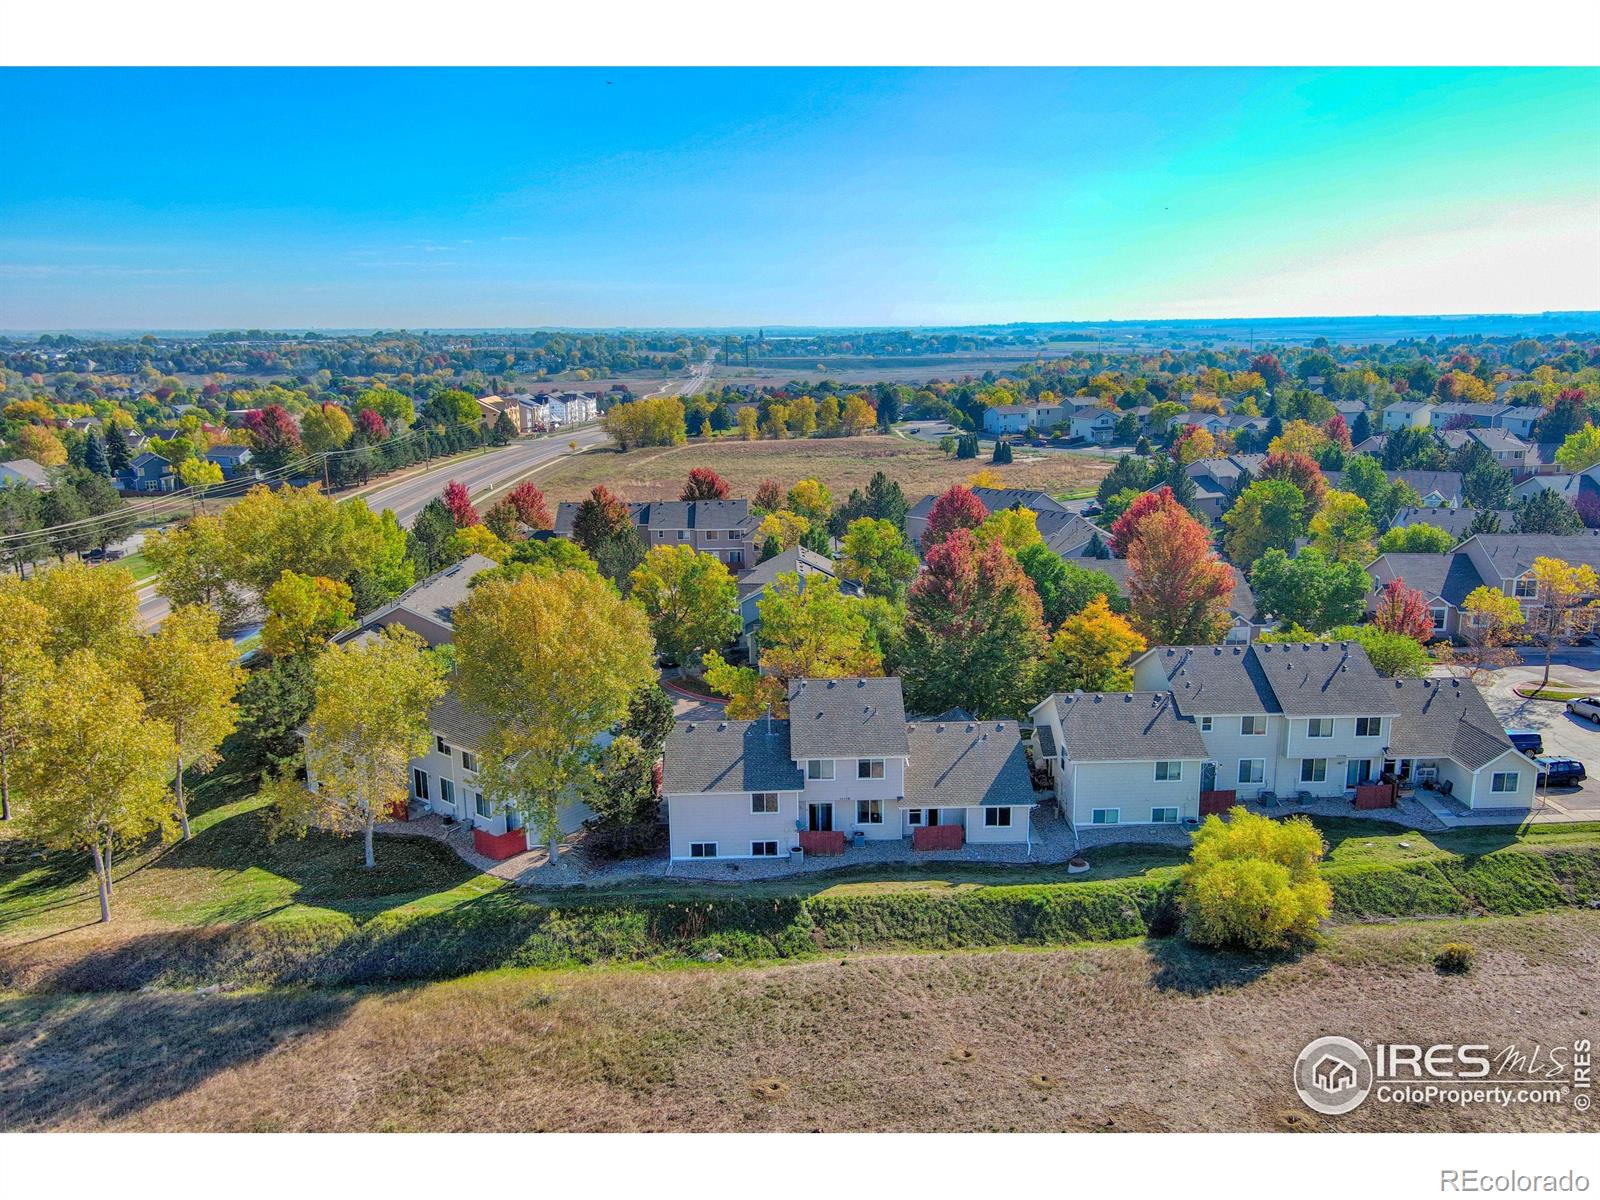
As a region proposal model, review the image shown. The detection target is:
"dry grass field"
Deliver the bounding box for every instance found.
[534,434,1112,503]
[5,911,1595,1132]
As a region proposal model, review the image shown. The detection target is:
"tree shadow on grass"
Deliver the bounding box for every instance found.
[0,986,359,1130]
[1142,935,1298,996]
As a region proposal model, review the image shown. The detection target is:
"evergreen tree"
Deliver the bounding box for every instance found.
[103,423,132,473]
[992,438,1014,464]
[83,432,111,477]
[405,497,459,576]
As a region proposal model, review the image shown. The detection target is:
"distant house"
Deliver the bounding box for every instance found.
[116,451,176,493]
[1183,454,1268,521]
[1380,400,1433,432]
[981,402,1068,435]
[202,443,256,480]
[1067,404,1118,444]
[0,458,51,490]
[1439,427,1531,472]
[1389,505,1512,540]
[736,546,860,658]
[554,498,758,569]
[904,487,1070,549]
[1327,468,1464,509]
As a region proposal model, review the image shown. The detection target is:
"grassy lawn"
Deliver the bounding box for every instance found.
[1513,685,1591,701]
[533,434,1111,504]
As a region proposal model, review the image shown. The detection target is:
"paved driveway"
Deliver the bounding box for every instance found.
[1475,663,1600,818]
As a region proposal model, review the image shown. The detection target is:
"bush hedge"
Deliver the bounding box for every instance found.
[4,845,1595,995]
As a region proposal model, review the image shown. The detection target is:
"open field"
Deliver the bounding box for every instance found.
[533,434,1113,503]
[3,909,1595,1132]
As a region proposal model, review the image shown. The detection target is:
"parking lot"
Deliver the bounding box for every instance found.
[1477,663,1600,819]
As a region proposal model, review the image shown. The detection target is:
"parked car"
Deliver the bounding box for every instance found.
[1535,757,1587,788]
[1565,696,1600,723]
[1506,729,1544,756]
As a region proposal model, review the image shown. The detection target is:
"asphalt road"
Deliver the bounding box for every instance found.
[1477,662,1600,817]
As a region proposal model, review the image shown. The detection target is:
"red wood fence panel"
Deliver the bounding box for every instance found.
[1354,782,1397,810]
[799,830,846,855]
[473,827,528,860]
[1199,790,1237,816]
[913,824,964,851]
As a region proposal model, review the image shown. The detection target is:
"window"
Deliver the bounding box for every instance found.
[705,530,719,541]
[689,842,717,858]
[983,808,1012,827]
[1307,718,1333,739]
[1514,575,1538,599]
[1199,715,1213,732]
[751,792,778,814]
[1238,758,1265,785]
[440,778,456,808]
[751,840,780,857]
[729,552,744,567]
[857,758,885,780]
[1240,715,1265,736]
[1430,606,1448,630]
[1091,808,1120,825]
[856,798,883,824]
[436,736,450,755]
[1492,772,1520,794]
[474,792,491,819]
[1152,807,1180,824]
[676,530,688,541]
[728,530,743,540]
[1355,717,1383,737]
[461,750,478,773]
[906,809,923,826]
[412,768,429,800]
[1300,758,1328,783]
[507,807,524,831]
[1154,761,1182,781]
[806,759,834,781]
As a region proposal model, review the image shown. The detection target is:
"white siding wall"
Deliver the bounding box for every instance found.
[963,806,1032,843]
[667,791,803,860]
[1190,713,1279,797]
[792,756,905,840]
[1064,760,1202,827]
[1462,750,1538,810]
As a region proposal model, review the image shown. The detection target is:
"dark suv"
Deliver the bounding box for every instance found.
[1536,758,1587,788]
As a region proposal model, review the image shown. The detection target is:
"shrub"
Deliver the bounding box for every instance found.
[1434,942,1476,974]
[1178,808,1332,951]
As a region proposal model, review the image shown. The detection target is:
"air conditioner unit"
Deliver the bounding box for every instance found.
[1414,765,1439,784]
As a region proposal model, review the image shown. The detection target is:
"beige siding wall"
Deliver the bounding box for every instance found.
[667,790,803,859]
[1065,760,1201,827]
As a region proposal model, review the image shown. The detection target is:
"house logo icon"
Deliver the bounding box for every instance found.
[1294,1036,1373,1115]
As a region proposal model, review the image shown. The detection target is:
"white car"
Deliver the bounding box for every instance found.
[1565,696,1600,723]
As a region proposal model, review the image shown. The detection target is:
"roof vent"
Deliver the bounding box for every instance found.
[715,722,726,732]
[936,723,945,733]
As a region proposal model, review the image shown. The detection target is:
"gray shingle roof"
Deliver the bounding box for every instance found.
[1390,506,1510,539]
[1248,641,1399,716]
[787,676,909,759]
[1468,532,1600,579]
[1143,645,1281,715]
[1049,692,1209,762]
[1383,677,1519,770]
[903,719,1036,808]
[429,688,495,748]
[736,545,839,597]
[338,554,498,647]
[662,717,805,793]
[0,459,50,488]
[907,487,1068,521]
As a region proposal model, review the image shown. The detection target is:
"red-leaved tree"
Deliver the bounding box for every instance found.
[1323,413,1352,451]
[506,481,552,530]
[1109,485,1179,557]
[753,478,784,515]
[922,484,989,551]
[1372,576,1434,642]
[681,467,731,501]
[442,480,479,528]
[355,408,389,443]
[241,404,302,468]
[1258,451,1327,517]
[1126,502,1235,644]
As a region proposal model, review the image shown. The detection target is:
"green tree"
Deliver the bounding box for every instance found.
[291,627,447,868]
[1318,624,1431,678]
[747,572,882,689]
[224,653,318,777]
[1308,489,1376,563]
[1179,808,1332,951]
[261,570,357,658]
[129,604,244,840]
[455,569,655,863]
[1223,480,1306,564]
[1376,523,1456,554]
[1514,489,1584,536]
[839,517,919,601]
[1554,425,1600,472]
[1015,544,1123,628]
[628,544,739,667]
[1249,547,1370,632]
[406,497,460,577]
[14,650,178,922]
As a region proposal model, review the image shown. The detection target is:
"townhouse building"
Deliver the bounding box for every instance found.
[1028,641,1535,823]
[663,676,1035,861]
[982,403,1068,435]
[736,545,860,657]
[904,486,1069,550]
[553,498,760,569]
[0,458,51,489]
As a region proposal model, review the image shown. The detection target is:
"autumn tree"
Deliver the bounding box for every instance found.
[571,484,633,553]
[241,404,303,470]
[1179,808,1331,951]
[1308,489,1376,563]
[1126,502,1234,644]
[1443,586,1525,681]
[1554,425,1600,473]
[455,570,655,863]
[839,517,919,602]
[681,466,731,501]
[14,650,178,922]
[922,484,989,551]
[291,626,447,868]
[628,544,739,667]
[1016,544,1123,628]
[1256,450,1327,519]
[0,583,50,821]
[129,604,244,840]
[975,507,1043,554]
[1372,577,1434,642]
[300,403,354,454]
[1223,479,1307,564]
[1376,523,1455,554]
[21,560,139,663]
[746,572,882,686]
[1525,557,1600,688]
[1037,596,1146,695]
[505,481,553,530]
[786,478,832,528]
[261,570,357,658]
[901,529,1046,718]
[442,480,479,528]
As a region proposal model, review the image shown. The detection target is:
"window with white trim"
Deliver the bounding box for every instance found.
[1514,575,1537,599]
[751,792,779,813]
[806,759,834,780]
[1238,758,1265,785]
[857,758,885,779]
[1240,715,1266,736]
[906,809,923,826]
[983,807,1012,827]
[1199,716,1213,732]
[1430,606,1448,630]
[1307,718,1333,739]
[1091,808,1119,825]
[440,778,455,808]
[436,736,450,755]
[751,840,780,857]
[1492,772,1519,794]
[1355,717,1383,737]
[1152,807,1180,824]
[705,530,719,541]
[461,750,477,773]
[689,842,717,858]
[1154,761,1182,781]
[856,798,883,824]
[474,792,491,819]
[1300,758,1328,783]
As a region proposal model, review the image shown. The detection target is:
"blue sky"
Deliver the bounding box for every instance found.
[1,67,1596,330]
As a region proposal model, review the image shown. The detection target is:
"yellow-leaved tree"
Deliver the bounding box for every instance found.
[1179,808,1332,951]
[129,603,246,840]
[1526,557,1600,688]
[14,651,178,922]
[293,626,448,868]
[0,581,52,822]
[1036,595,1146,695]
[1307,489,1377,564]
[455,570,655,864]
